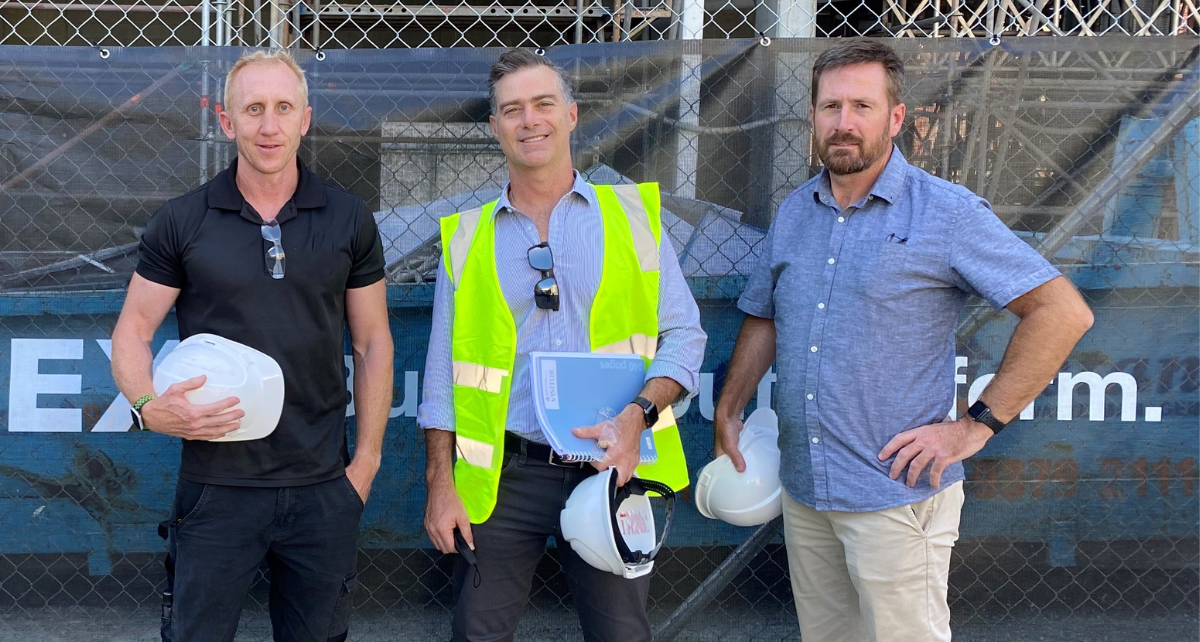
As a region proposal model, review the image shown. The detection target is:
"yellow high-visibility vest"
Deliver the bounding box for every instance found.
[439,182,689,524]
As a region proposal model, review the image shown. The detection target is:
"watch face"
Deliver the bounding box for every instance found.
[130,408,142,430]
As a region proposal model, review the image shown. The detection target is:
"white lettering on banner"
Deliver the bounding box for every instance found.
[693,370,775,421]
[344,355,419,418]
[950,356,969,420]
[9,339,83,432]
[968,374,1035,421]
[1058,371,1139,421]
[0,340,1168,430]
[93,339,179,432]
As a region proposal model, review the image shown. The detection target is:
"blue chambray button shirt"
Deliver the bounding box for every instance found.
[738,147,1061,512]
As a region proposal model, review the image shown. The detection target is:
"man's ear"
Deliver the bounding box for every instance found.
[219,109,235,141]
[890,102,906,138]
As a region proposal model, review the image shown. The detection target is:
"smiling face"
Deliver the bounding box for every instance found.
[811,62,905,176]
[488,65,577,173]
[219,61,312,180]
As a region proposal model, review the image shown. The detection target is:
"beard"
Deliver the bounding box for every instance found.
[817,130,891,175]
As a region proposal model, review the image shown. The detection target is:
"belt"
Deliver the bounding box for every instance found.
[504,433,587,468]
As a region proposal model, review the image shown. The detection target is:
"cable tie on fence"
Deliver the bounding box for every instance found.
[99,48,110,59]
[989,33,1001,46]
[534,47,546,56]
[315,49,326,62]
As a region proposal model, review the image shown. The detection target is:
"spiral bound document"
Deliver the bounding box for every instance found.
[529,352,659,464]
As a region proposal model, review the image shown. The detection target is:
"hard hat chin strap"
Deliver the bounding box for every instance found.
[609,478,675,566]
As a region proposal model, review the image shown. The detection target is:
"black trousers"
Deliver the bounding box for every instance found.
[162,476,363,642]
[451,448,653,642]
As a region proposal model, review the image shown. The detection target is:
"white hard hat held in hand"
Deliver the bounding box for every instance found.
[153,333,285,442]
[560,468,676,579]
[695,407,783,527]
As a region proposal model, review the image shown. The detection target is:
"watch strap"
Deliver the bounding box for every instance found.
[131,395,155,431]
[132,395,155,412]
[968,400,1006,434]
[630,396,659,428]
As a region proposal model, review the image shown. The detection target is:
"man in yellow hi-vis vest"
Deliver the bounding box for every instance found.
[418,49,706,642]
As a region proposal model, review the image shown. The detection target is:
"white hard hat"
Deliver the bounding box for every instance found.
[695,407,782,527]
[152,333,284,442]
[560,469,676,579]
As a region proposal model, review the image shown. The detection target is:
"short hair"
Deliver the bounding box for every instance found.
[811,39,905,107]
[487,48,575,114]
[225,50,308,111]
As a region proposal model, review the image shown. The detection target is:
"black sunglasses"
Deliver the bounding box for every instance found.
[528,242,559,311]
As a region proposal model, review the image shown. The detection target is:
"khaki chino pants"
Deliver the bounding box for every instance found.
[782,482,965,642]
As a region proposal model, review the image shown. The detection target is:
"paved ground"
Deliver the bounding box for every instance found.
[0,606,1196,641]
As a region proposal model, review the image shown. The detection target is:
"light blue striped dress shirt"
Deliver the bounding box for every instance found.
[417,172,707,443]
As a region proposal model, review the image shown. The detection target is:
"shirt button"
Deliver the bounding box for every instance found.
[837,216,845,223]
[812,437,820,444]
[817,303,825,309]
[810,346,818,353]
[806,394,814,400]
[555,339,563,346]
[827,258,835,265]
[868,195,875,201]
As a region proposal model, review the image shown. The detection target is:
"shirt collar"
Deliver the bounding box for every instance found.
[207,158,327,222]
[811,143,908,208]
[495,170,597,216]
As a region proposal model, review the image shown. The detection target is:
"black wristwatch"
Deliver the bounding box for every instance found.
[967,400,1007,434]
[629,396,659,429]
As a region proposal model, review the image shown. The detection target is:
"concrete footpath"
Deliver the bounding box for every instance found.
[0,606,1196,641]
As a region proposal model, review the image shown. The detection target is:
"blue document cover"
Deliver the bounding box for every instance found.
[529,352,659,463]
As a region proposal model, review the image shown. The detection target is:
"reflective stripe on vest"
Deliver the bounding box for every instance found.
[593,333,657,361]
[452,360,509,394]
[441,182,690,524]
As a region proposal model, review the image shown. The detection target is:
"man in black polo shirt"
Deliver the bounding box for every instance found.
[111,50,393,642]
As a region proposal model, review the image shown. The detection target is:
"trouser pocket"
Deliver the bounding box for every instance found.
[326,571,357,642]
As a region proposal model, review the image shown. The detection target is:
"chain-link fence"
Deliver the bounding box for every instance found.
[1,36,1198,641]
[1,0,1198,49]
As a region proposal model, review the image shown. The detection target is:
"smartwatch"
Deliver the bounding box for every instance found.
[967,400,1007,434]
[629,396,659,429]
[130,395,155,431]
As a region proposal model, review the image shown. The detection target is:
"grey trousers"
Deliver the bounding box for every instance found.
[451,448,652,642]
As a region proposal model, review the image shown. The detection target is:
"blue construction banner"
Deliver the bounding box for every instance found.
[0,38,1196,583]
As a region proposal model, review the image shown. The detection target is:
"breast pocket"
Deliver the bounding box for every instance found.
[288,246,351,284]
[841,240,911,302]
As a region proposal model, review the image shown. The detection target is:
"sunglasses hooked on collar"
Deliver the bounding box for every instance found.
[261,220,285,279]
[527,242,559,311]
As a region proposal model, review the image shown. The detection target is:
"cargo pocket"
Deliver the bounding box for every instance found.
[158,519,175,642]
[160,480,209,642]
[326,571,357,642]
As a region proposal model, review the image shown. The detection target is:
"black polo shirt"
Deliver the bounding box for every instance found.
[136,158,385,487]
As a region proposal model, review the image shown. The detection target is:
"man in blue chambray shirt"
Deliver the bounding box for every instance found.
[714,40,1093,642]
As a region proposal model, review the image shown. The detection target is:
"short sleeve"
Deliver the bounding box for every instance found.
[949,198,1061,309]
[737,221,777,319]
[135,200,186,289]
[347,200,385,289]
